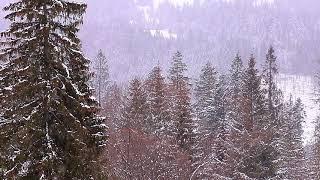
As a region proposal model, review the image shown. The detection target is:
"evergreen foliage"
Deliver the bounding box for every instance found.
[0,0,107,178]
[92,49,110,105]
[168,51,195,152]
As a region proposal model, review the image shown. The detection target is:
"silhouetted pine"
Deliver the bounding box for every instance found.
[0,0,106,179]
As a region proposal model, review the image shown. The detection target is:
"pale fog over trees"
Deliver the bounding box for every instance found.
[0,0,320,179]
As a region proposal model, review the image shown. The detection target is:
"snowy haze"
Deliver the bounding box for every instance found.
[81,0,320,78]
[1,0,320,143]
[1,0,320,79]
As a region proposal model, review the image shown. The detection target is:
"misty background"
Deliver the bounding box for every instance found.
[1,0,320,81]
[1,0,320,142]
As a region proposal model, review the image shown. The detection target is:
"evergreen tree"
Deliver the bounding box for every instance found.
[242,55,266,132]
[227,53,245,131]
[93,49,110,105]
[237,54,276,179]
[281,98,306,179]
[104,83,124,131]
[225,54,248,178]
[191,73,231,179]
[214,75,228,164]
[261,46,284,178]
[121,78,148,179]
[312,72,320,179]
[145,65,170,135]
[192,62,218,178]
[263,46,282,125]
[168,51,195,153]
[0,0,107,179]
[194,62,219,132]
[313,115,320,179]
[123,78,148,130]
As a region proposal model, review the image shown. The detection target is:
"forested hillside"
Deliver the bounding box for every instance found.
[83,0,320,80]
[1,0,320,179]
[1,0,319,80]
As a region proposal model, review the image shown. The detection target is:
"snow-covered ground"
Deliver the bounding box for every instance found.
[277,74,319,145]
[147,29,178,39]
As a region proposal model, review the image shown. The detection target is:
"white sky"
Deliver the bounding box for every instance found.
[153,0,194,8]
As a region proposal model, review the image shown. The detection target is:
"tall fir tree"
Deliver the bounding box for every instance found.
[0,0,107,179]
[238,55,277,179]
[214,75,228,164]
[123,78,148,130]
[312,71,320,179]
[225,53,248,178]
[167,51,195,174]
[227,53,245,131]
[192,65,232,178]
[261,46,285,178]
[121,78,148,179]
[194,62,219,132]
[192,62,218,178]
[145,65,170,135]
[263,46,282,125]
[242,55,266,132]
[93,49,110,105]
[104,83,124,131]
[313,114,320,179]
[279,97,307,179]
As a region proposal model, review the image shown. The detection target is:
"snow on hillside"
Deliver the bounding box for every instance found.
[277,74,319,144]
[147,29,178,39]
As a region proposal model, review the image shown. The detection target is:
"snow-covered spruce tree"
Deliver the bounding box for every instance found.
[145,65,170,135]
[191,63,231,179]
[263,46,282,125]
[242,55,266,132]
[121,78,148,178]
[278,97,307,179]
[237,55,277,179]
[227,53,245,132]
[192,62,218,177]
[214,74,228,164]
[194,62,219,133]
[0,0,107,179]
[225,53,247,177]
[168,51,195,155]
[313,114,320,179]
[92,49,110,105]
[262,46,284,178]
[123,78,148,129]
[104,83,124,130]
[312,73,320,179]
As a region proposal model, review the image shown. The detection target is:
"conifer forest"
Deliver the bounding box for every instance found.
[1,0,320,179]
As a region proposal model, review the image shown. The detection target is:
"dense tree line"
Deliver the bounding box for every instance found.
[0,0,316,179]
[101,47,307,179]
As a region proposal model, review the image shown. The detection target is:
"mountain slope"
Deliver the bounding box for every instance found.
[1,0,319,81]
